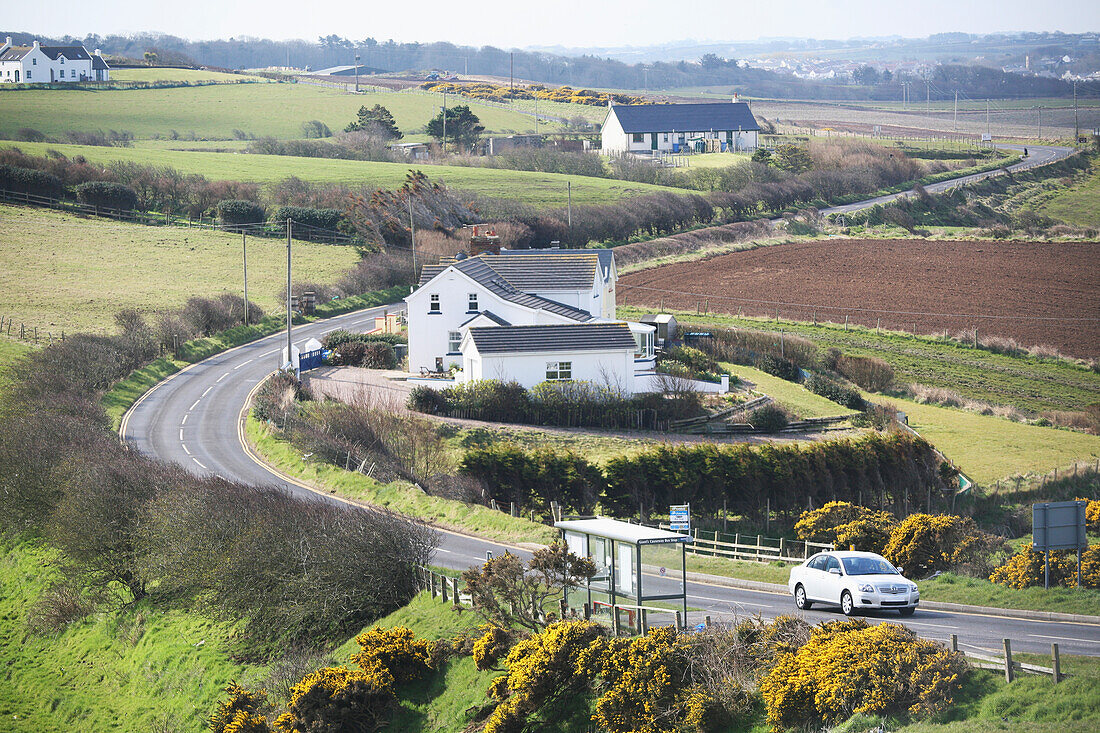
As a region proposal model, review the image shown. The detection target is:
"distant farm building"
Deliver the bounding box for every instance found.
[0,38,110,83]
[601,100,760,154]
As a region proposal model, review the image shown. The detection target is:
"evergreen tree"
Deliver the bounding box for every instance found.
[426,104,484,151]
[345,104,402,140]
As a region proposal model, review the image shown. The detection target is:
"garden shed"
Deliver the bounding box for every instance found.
[555,517,690,633]
[639,313,678,346]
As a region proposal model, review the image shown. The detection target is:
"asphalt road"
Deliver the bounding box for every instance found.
[123,143,1097,658]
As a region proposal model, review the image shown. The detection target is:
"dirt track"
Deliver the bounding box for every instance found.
[620,239,1100,357]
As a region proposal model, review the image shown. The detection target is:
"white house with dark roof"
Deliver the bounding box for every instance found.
[601,101,760,154]
[0,38,110,84]
[406,246,656,392]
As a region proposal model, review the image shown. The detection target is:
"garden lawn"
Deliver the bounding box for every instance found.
[0,82,541,140]
[0,539,256,733]
[247,415,558,546]
[0,204,358,335]
[107,68,269,83]
[0,141,675,207]
[719,361,859,419]
[878,395,1100,485]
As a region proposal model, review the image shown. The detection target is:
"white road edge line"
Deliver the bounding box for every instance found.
[233,359,253,370]
[182,444,191,455]
[1029,633,1093,642]
[193,458,207,469]
[179,429,184,441]
[189,399,201,411]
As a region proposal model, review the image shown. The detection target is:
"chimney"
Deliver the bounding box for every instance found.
[94,48,102,57]
[469,225,501,256]
[0,37,10,55]
[732,92,740,103]
[32,39,40,49]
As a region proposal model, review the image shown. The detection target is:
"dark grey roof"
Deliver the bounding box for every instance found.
[609,102,760,133]
[502,247,615,281]
[467,323,636,354]
[422,250,599,291]
[459,310,510,327]
[423,257,593,322]
[39,46,91,61]
[91,55,109,70]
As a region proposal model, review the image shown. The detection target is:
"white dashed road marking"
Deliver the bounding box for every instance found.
[234,359,253,369]
[182,444,191,455]
[216,372,231,382]
[202,386,213,397]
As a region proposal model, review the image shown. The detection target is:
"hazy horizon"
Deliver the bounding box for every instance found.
[11,0,1100,50]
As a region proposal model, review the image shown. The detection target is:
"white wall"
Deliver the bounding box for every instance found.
[600,109,629,152]
[461,347,637,394]
[406,269,579,373]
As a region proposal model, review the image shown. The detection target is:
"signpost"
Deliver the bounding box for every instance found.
[1033,501,1088,588]
[670,504,691,533]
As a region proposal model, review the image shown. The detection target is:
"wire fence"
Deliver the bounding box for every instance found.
[0,315,65,344]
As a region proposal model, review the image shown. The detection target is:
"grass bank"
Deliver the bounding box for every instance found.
[0,539,256,733]
[0,204,358,336]
[246,414,557,546]
[0,338,32,391]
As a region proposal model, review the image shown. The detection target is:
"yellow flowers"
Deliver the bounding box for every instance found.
[990,543,1100,589]
[351,625,435,685]
[759,619,966,731]
[420,81,648,107]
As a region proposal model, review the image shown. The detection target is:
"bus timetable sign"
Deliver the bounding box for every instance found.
[670,504,691,532]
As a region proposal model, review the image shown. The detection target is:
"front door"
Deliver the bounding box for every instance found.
[651,133,658,151]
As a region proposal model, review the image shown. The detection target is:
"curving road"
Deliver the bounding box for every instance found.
[122,142,1097,658]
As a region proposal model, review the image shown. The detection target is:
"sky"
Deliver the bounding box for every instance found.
[11,0,1100,49]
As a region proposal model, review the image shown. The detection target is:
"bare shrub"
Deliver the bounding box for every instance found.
[336,251,414,295]
[978,335,1025,356]
[27,582,94,634]
[614,220,773,269]
[835,354,894,392]
[1028,343,1065,360]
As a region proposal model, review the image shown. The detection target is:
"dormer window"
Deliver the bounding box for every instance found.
[429,293,441,313]
[467,293,478,312]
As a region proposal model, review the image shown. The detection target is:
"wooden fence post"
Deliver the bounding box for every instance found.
[430,572,438,598]
[440,578,449,604]
[1052,643,1061,683]
[583,602,591,621]
[1003,639,1014,682]
[951,634,958,652]
[704,615,712,628]
[675,611,683,630]
[612,608,621,636]
[451,577,460,605]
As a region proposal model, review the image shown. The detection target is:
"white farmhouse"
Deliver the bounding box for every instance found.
[0,38,110,84]
[601,100,760,154]
[406,245,655,392]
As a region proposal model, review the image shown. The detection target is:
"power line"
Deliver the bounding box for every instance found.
[617,283,1100,323]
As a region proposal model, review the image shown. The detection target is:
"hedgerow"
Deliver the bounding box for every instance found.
[759,619,966,731]
[74,180,138,210]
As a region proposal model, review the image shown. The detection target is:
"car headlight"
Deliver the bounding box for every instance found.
[910,584,919,592]
[857,583,875,593]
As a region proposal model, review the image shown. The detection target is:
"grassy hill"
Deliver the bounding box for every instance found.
[0,204,359,335]
[0,82,545,140]
[0,141,674,206]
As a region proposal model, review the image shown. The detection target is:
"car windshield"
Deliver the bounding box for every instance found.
[841,556,898,575]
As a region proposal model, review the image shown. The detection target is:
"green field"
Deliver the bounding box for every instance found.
[0,204,359,334]
[107,67,269,83]
[0,338,31,390]
[880,395,1100,485]
[722,361,860,419]
[620,308,1100,415]
[1039,162,1100,228]
[0,82,547,140]
[0,140,674,206]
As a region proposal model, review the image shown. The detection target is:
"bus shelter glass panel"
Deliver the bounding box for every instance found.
[590,536,612,591]
[615,541,635,595]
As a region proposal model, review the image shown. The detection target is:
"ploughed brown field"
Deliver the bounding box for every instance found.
[619,239,1100,357]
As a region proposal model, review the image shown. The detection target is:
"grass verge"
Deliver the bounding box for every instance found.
[102,285,408,429]
[246,414,557,546]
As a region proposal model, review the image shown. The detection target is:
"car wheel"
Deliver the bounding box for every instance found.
[898,607,916,617]
[840,591,856,616]
[795,584,812,610]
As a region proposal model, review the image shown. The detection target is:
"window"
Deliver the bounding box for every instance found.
[467,293,478,312]
[60,57,65,64]
[32,58,37,65]
[824,556,842,574]
[447,331,462,353]
[631,132,644,143]
[429,293,440,313]
[546,361,572,381]
[26,70,31,79]
[808,555,827,571]
[662,133,669,142]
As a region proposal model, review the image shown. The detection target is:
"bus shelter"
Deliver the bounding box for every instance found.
[555,517,690,633]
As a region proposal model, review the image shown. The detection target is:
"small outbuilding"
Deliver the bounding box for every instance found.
[555,516,690,633]
[639,313,678,346]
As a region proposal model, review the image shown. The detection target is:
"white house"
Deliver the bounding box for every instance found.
[0,38,110,84]
[601,101,760,154]
[406,246,656,392]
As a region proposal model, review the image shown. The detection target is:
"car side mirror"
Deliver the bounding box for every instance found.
[828,568,841,576]
[896,566,904,574]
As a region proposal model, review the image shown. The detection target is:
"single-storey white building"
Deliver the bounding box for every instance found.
[460,323,638,391]
[601,100,760,154]
[0,38,110,84]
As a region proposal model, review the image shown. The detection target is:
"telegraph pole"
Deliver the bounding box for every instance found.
[567,181,572,232]
[285,218,292,372]
[986,99,990,138]
[1037,105,1042,139]
[534,95,539,135]
[1074,80,1079,143]
[442,91,447,155]
[242,231,249,325]
[354,53,360,92]
[953,90,958,132]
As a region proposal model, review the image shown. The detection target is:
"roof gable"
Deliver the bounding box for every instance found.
[610,102,760,133]
[0,46,31,61]
[466,323,636,355]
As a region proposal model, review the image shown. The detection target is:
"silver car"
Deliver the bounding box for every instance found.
[788,551,919,617]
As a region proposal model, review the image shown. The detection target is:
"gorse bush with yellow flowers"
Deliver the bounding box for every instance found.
[473,624,514,671]
[759,619,966,731]
[210,682,272,733]
[350,625,435,684]
[421,81,649,107]
[274,665,395,733]
[795,501,898,553]
[883,513,1008,578]
[990,543,1100,589]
